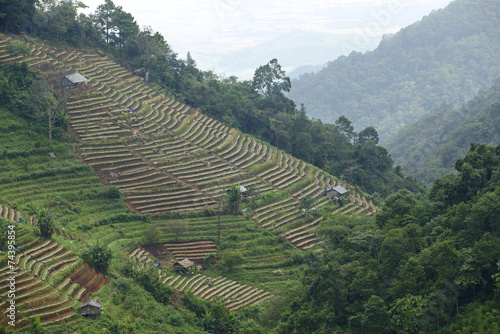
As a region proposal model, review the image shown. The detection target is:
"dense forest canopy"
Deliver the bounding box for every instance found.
[288,0,500,143]
[277,142,500,333]
[385,77,500,186]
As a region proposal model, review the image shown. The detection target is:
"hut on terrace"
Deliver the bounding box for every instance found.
[63,73,88,88]
[325,185,348,199]
[78,300,102,318]
[173,258,194,273]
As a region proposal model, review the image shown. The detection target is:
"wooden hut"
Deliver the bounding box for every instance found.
[325,185,348,199]
[173,258,194,272]
[78,300,102,317]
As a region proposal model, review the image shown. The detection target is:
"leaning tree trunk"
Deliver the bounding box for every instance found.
[48,107,53,142]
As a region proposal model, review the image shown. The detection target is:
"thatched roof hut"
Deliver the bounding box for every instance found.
[173,258,195,272]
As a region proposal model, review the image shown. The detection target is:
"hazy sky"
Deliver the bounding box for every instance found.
[81,0,453,69]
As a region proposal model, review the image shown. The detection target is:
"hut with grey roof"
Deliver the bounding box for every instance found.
[78,300,102,318]
[63,73,88,87]
[325,185,348,199]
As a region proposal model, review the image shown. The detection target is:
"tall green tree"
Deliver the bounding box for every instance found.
[349,295,391,334]
[252,58,291,99]
[95,0,117,45]
[35,0,88,45]
[226,184,242,214]
[252,59,294,114]
[0,62,38,115]
[111,7,138,61]
[0,0,37,33]
[335,116,355,142]
[28,78,67,142]
[357,126,379,145]
[136,26,156,82]
[166,219,188,242]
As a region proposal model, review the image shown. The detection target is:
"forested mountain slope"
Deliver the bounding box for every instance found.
[277,142,500,333]
[385,78,500,185]
[288,0,500,142]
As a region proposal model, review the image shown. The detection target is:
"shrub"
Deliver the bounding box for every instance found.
[222,250,244,272]
[36,208,56,239]
[107,186,122,200]
[96,213,146,226]
[299,195,315,211]
[134,267,172,305]
[6,42,30,56]
[204,206,216,216]
[183,291,209,317]
[204,253,217,267]
[0,219,10,251]
[113,277,131,293]
[82,241,113,273]
[77,223,92,232]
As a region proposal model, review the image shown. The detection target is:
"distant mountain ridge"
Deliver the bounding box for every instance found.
[385,78,500,186]
[193,30,379,80]
[288,0,500,143]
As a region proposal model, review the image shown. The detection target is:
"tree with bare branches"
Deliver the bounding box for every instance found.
[27,78,66,142]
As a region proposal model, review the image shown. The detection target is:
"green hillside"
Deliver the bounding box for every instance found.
[385,78,500,185]
[0,30,378,332]
[0,0,425,200]
[1,0,499,333]
[276,142,500,333]
[288,0,500,142]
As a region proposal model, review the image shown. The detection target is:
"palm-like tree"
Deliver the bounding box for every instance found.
[36,208,55,239]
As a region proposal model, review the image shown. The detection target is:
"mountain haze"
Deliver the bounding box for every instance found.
[288,0,500,142]
[192,30,378,80]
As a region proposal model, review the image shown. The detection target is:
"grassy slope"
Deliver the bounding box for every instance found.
[0,32,376,331]
[0,107,217,333]
[0,100,306,332]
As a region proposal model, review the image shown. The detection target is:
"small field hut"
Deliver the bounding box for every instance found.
[325,185,348,199]
[173,258,195,273]
[63,73,88,88]
[78,300,102,318]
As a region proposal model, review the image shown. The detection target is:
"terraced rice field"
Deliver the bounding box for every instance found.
[0,35,378,251]
[0,35,378,252]
[99,214,304,291]
[130,247,272,311]
[0,34,383,324]
[144,241,218,263]
[0,206,108,327]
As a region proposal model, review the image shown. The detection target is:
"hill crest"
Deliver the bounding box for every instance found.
[288,0,500,143]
